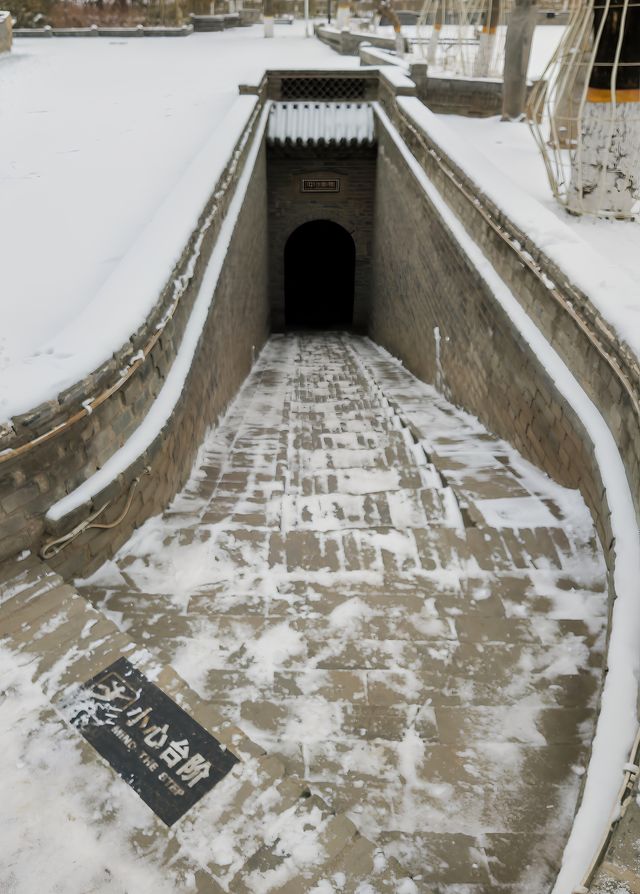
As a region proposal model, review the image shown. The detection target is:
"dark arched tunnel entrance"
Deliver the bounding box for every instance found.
[284,220,355,329]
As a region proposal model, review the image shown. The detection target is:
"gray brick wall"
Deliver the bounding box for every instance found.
[370,113,640,599]
[47,142,269,578]
[0,109,269,572]
[267,145,377,331]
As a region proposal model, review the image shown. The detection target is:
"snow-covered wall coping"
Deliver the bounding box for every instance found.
[315,23,402,57]
[358,44,403,69]
[12,24,193,37]
[378,65,415,93]
[0,96,257,426]
[374,98,640,894]
[267,102,375,146]
[397,98,640,360]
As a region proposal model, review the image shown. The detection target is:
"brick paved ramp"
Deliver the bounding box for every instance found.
[75,333,608,893]
[0,553,413,892]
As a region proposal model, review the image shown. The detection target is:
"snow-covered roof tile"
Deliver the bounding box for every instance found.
[267,102,375,146]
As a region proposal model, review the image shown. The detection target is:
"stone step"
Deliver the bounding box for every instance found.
[297,465,437,496]
[289,418,399,435]
[267,529,426,574]
[295,443,418,473]
[302,740,588,790]
[0,551,64,605]
[378,831,492,887]
[256,831,411,894]
[211,697,592,749]
[309,771,581,843]
[287,399,392,415]
[280,489,457,532]
[225,796,361,892]
[198,667,599,710]
[302,638,604,674]
[290,430,406,451]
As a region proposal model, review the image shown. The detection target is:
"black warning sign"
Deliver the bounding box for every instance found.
[65,657,238,825]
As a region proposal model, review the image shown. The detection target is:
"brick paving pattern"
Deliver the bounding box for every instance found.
[80,333,607,893]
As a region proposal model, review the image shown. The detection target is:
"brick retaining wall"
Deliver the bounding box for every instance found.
[60,141,269,578]
[371,99,640,605]
[372,120,601,503]
[48,140,269,579]
[0,98,270,574]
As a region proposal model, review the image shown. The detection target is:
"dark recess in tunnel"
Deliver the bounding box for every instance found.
[284,220,355,329]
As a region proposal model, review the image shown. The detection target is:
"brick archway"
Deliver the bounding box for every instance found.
[284,220,355,329]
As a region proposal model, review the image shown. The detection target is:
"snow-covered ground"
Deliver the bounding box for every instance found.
[0,644,186,894]
[0,24,357,423]
[377,23,565,80]
[0,22,596,426]
[439,113,640,324]
[372,23,640,357]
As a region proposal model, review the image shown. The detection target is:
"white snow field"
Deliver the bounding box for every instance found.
[432,112,640,356]
[0,24,358,423]
[361,23,640,358]
[376,22,565,80]
[0,644,186,894]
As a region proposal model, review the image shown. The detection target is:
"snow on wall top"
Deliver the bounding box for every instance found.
[397,98,640,360]
[0,26,360,426]
[267,102,375,146]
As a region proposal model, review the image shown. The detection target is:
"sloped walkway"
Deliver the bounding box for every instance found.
[0,554,414,893]
[79,333,608,893]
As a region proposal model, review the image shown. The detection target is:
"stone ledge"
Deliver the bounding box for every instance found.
[379,96,639,526]
[0,92,270,564]
[13,23,193,37]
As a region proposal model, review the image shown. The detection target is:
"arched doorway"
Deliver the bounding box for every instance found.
[284,220,355,329]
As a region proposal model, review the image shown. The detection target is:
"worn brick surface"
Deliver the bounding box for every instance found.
[0,552,413,892]
[79,333,608,893]
[370,107,639,594]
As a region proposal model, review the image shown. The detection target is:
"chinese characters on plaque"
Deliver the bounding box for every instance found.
[301,178,340,193]
[65,657,238,825]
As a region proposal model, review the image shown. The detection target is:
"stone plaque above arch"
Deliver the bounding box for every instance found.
[288,169,349,203]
